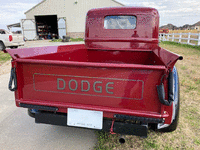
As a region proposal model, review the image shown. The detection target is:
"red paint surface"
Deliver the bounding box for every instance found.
[34,73,144,100]
[85,7,159,50]
[5,7,183,125]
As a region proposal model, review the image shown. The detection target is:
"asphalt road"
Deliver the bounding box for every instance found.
[0,41,97,150]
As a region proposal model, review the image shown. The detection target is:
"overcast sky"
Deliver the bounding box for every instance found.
[0,0,200,30]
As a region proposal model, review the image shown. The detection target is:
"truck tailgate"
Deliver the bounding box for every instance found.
[12,34,24,43]
[14,59,166,119]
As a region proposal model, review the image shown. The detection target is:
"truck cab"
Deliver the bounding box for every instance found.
[85,7,159,51]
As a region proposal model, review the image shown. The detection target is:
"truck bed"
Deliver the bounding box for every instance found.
[6,44,181,125]
[24,45,164,66]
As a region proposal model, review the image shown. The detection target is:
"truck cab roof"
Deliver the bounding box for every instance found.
[87,7,158,15]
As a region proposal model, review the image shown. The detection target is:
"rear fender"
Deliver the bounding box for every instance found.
[158,66,179,129]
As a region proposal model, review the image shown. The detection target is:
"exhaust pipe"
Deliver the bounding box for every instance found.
[119,135,126,144]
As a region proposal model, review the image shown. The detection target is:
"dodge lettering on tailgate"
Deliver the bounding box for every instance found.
[33,73,144,100]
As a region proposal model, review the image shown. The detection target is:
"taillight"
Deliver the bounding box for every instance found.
[9,35,13,42]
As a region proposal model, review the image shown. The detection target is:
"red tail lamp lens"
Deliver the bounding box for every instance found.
[9,35,13,42]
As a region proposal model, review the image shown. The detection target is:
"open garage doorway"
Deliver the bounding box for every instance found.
[35,15,58,40]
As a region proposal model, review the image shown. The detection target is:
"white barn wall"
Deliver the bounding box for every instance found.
[25,0,123,38]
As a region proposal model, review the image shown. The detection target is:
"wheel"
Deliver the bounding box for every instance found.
[0,41,5,50]
[28,108,39,118]
[157,66,180,132]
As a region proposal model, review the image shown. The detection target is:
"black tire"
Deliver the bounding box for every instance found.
[10,46,18,49]
[158,67,180,132]
[159,87,179,132]
[0,41,5,51]
[28,108,36,118]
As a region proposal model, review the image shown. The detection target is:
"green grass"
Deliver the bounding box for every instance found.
[50,38,84,42]
[94,131,121,150]
[143,140,158,149]
[70,38,84,42]
[194,139,200,145]
[49,39,62,42]
[180,65,187,70]
[160,41,200,51]
[0,51,11,64]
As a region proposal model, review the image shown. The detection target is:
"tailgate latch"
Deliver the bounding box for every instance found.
[8,67,17,91]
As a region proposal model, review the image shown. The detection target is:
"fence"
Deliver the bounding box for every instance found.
[159,33,200,46]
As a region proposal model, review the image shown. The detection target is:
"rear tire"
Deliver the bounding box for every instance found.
[10,46,18,49]
[158,66,180,132]
[0,41,5,51]
[28,108,37,118]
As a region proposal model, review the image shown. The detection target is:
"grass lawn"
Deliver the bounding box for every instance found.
[50,38,84,42]
[94,42,200,150]
[70,38,84,42]
[49,39,62,42]
[0,51,11,65]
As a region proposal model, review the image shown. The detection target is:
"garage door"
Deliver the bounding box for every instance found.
[58,18,66,39]
[21,19,37,40]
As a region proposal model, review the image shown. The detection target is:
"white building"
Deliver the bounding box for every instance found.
[23,0,124,40]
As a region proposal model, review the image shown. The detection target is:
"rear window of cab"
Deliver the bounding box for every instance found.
[104,16,137,29]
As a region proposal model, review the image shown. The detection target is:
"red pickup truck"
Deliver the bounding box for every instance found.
[3,7,182,137]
